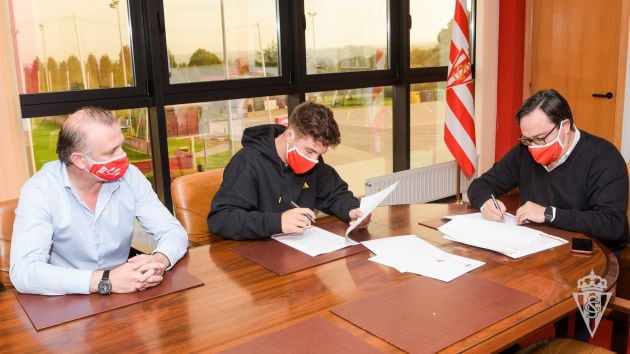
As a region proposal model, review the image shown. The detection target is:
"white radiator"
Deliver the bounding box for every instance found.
[364,160,476,206]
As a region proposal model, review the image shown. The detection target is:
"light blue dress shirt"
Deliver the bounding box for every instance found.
[10,161,189,295]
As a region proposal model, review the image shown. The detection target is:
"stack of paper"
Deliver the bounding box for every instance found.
[272,226,358,257]
[438,213,567,258]
[361,235,484,282]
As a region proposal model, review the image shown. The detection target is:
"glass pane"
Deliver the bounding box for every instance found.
[409,0,472,68]
[166,95,288,179]
[10,0,135,93]
[307,87,392,196]
[304,0,388,74]
[22,108,154,186]
[410,82,453,168]
[164,0,279,84]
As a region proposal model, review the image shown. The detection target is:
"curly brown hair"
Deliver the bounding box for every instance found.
[288,102,341,147]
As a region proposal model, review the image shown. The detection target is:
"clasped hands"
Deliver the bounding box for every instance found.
[480,198,546,224]
[280,207,371,234]
[91,253,170,294]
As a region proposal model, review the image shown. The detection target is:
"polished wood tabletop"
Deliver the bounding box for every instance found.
[0,203,618,353]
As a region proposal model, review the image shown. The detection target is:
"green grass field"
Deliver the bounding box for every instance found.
[30,119,230,174]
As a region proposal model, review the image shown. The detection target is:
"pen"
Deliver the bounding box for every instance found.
[290,201,316,224]
[490,194,504,223]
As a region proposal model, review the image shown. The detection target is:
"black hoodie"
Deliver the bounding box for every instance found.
[208,124,359,240]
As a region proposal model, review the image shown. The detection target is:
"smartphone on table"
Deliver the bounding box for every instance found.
[571,238,593,255]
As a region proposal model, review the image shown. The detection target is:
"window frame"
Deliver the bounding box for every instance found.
[14,0,476,209]
[19,0,151,117]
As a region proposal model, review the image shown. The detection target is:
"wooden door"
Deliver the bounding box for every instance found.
[528,0,621,143]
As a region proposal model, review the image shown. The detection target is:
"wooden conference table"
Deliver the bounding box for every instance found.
[0,203,618,353]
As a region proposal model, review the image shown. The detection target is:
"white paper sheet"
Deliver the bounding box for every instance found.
[272,226,358,257]
[345,181,399,240]
[361,235,484,282]
[438,213,567,258]
[446,212,518,226]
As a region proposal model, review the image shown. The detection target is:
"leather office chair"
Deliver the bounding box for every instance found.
[0,199,18,291]
[171,168,224,246]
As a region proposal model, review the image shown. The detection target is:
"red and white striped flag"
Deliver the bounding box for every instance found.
[444,0,476,177]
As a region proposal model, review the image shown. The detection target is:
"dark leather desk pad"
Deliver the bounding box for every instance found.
[15,266,204,330]
[232,239,367,276]
[331,274,540,353]
[218,317,381,354]
[419,216,451,230]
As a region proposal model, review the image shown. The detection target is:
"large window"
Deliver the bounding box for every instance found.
[409,82,451,169]
[10,0,134,93]
[163,0,280,84]
[22,108,154,184]
[303,0,388,74]
[309,87,392,194]
[409,1,472,68]
[9,0,476,206]
[166,95,288,179]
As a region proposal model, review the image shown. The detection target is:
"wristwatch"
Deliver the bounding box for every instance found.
[544,206,555,223]
[98,270,112,295]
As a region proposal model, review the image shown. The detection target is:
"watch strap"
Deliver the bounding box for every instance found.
[102,269,110,281]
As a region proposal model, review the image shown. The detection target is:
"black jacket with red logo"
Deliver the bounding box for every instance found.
[208,124,359,240]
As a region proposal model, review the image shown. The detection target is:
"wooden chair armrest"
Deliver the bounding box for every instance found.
[609,297,630,315]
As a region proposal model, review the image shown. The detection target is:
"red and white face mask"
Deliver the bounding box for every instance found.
[527,121,566,166]
[285,130,319,174]
[85,153,130,181]
[287,145,318,174]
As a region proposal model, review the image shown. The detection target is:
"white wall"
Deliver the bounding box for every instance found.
[0,1,28,200]
[474,0,500,174]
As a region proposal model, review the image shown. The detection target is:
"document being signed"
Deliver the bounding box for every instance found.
[272,226,358,257]
[438,213,567,258]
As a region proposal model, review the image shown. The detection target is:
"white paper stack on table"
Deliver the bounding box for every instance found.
[272,226,358,257]
[361,235,484,282]
[438,213,568,259]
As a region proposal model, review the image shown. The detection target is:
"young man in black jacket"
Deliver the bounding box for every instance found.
[468,89,628,251]
[208,102,369,240]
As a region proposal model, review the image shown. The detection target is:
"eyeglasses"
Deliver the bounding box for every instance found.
[518,124,558,146]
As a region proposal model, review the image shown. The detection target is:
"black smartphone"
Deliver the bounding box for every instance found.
[571,238,593,255]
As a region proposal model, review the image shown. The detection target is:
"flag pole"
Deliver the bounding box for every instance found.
[456,165,462,204]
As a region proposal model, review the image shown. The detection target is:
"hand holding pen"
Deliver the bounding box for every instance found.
[280,201,316,234]
[490,194,504,222]
[290,201,316,224]
[481,194,506,223]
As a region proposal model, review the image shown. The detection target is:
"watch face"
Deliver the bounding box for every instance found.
[99,280,112,295]
[544,207,553,221]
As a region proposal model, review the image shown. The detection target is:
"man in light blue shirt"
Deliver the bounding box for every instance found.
[10,107,189,295]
